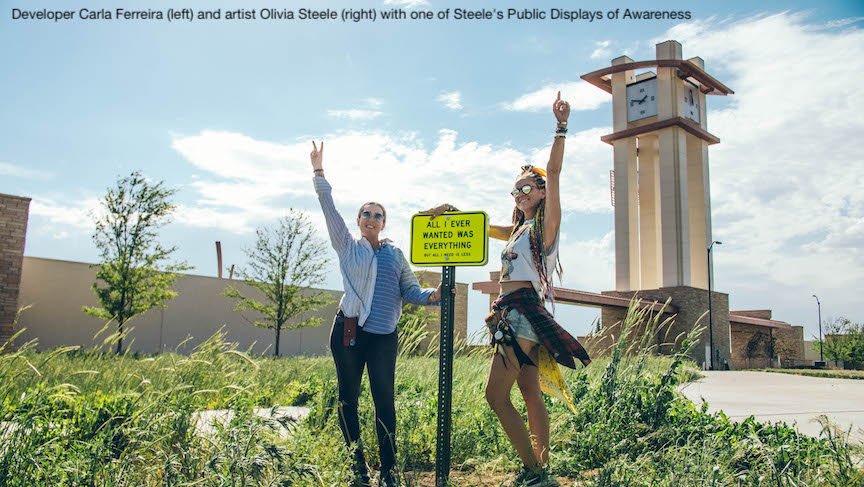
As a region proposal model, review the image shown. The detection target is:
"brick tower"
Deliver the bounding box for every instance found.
[0,193,31,347]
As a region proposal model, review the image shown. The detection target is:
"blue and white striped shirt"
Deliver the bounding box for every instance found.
[314,175,435,333]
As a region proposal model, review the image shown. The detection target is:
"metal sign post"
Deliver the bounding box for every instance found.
[409,211,487,486]
[435,265,455,486]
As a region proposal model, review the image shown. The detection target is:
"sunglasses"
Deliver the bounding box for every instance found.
[360,210,385,221]
[510,185,534,198]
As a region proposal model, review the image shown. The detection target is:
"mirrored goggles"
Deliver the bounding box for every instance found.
[510,185,534,198]
[360,210,385,221]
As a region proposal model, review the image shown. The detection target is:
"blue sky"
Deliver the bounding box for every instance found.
[2,0,863,343]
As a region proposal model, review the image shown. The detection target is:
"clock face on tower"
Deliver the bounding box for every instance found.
[684,83,701,123]
[626,77,658,122]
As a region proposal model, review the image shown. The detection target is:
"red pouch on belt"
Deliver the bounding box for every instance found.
[343,316,358,348]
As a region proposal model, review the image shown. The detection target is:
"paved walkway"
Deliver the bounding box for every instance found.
[2,406,311,446]
[679,371,864,439]
[193,406,310,437]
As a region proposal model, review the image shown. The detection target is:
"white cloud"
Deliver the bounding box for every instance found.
[326,98,386,120]
[590,40,612,60]
[364,97,385,108]
[29,197,101,232]
[503,81,610,112]
[0,162,50,180]
[528,127,613,214]
[556,231,615,291]
[437,91,463,110]
[169,131,318,233]
[173,205,271,235]
[169,126,612,250]
[821,16,864,29]
[326,109,383,120]
[172,131,296,183]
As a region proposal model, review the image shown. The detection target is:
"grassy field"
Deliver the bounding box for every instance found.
[760,368,864,380]
[2,306,862,486]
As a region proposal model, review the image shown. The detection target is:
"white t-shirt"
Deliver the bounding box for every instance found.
[500,220,559,295]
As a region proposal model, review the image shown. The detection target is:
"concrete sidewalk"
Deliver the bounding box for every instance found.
[679,371,864,439]
[193,406,310,438]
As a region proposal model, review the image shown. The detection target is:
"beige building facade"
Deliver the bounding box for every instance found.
[729,310,806,369]
[14,256,468,356]
[16,256,340,355]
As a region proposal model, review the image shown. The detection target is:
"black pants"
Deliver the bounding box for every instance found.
[330,312,398,471]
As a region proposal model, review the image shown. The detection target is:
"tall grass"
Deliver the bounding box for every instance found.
[0,330,325,485]
[550,301,864,486]
[0,302,861,486]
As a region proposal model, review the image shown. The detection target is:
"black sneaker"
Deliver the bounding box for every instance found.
[509,466,560,487]
[353,471,371,487]
[379,468,398,487]
[352,447,371,486]
[351,459,370,486]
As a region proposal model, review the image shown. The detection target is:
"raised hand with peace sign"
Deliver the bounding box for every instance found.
[310,140,324,173]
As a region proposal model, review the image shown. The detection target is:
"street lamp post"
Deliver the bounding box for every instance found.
[812,294,823,363]
[707,240,722,370]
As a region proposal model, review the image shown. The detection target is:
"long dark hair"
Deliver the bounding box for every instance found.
[510,165,562,303]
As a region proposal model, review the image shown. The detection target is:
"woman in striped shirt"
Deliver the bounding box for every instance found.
[310,141,443,487]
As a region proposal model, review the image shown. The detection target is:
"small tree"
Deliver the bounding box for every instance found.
[224,210,333,356]
[84,171,188,354]
[822,317,864,369]
[773,331,800,366]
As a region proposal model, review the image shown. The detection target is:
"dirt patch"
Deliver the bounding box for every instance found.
[401,470,587,486]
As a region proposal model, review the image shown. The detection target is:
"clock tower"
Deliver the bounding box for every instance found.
[583,39,733,291]
[582,40,735,368]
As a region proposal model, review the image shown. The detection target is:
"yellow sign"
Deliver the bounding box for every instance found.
[410,211,488,266]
